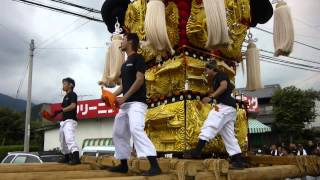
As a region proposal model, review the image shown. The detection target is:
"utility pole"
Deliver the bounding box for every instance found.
[24,39,35,152]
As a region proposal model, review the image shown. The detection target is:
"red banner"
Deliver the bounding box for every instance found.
[50,99,119,121]
[236,96,259,113]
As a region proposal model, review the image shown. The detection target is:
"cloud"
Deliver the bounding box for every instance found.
[0,0,110,104]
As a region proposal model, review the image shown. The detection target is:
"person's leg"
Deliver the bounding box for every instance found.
[110,108,131,173]
[59,121,71,163]
[187,106,227,158]
[63,120,80,165]
[219,108,247,169]
[219,111,241,156]
[127,102,160,176]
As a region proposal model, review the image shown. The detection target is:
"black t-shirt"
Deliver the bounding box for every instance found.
[121,54,147,103]
[212,72,236,108]
[61,91,78,121]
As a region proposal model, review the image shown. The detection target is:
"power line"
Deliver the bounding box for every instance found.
[242,44,320,65]
[50,0,100,13]
[12,0,104,23]
[261,55,320,70]
[16,59,30,98]
[259,49,320,65]
[242,51,320,72]
[37,11,91,48]
[35,20,91,53]
[260,58,320,72]
[255,27,320,52]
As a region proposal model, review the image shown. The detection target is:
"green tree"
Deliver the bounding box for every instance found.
[271,86,320,142]
[0,108,24,145]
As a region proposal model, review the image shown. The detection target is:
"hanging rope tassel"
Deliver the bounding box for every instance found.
[144,0,174,55]
[245,41,262,91]
[273,1,294,57]
[203,0,230,49]
[100,35,125,87]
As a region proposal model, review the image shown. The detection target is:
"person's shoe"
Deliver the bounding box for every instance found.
[141,156,161,176]
[183,139,207,159]
[141,167,161,176]
[109,159,128,173]
[58,154,71,163]
[183,149,202,159]
[69,151,81,165]
[230,153,249,169]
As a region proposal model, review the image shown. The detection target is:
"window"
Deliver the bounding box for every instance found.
[25,156,41,163]
[2,155,15,163]
[265,106,273,111]
[12,156,27,164]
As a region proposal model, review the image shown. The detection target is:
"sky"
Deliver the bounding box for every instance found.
[0,0,319,105]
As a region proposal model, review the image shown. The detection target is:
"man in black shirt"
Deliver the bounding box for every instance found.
[110,33,161,176]
[185,61,247,169]
[52,77,80,165]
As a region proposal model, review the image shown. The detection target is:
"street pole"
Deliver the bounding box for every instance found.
[24,39,35,152]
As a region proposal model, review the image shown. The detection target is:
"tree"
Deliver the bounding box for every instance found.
[271,86,320,143]
[0,108,24,145]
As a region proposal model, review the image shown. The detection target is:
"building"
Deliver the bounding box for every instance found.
[237,84,281,126]
[42,99,117,151]
[43,118,114,151]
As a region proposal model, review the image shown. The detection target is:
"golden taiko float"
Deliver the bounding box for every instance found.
[100,0,276,154]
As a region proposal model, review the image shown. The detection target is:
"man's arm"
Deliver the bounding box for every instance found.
[113,84,123,97]
[209,80,228,99]
[62,103,77,112]
[122,72,144,101]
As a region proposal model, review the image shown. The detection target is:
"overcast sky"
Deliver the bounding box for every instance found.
[0,0,319,104]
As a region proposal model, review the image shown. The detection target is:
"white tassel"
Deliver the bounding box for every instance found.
[203,0,230,49]
[245,42,262,91]
[273,1,294,57]
[144,0,174,55]
[100,35,125,87]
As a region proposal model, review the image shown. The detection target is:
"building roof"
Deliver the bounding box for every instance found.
[236,84,281,99]
[248,119,272,134]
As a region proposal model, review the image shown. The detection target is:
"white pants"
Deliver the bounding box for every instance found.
[199,104,241,156]
[113,102,157,160]
[59,119,79,154]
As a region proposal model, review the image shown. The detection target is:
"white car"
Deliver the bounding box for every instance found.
[1,153,43,164]
[81,146,115,157]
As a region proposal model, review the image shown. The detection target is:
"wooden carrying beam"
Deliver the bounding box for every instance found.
[246,155,297,165]
[0,170,128,180]
[195,165,304,180]
[0,163,92,173]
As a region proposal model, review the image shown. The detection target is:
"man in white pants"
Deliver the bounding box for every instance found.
[53,77,80,165]
[110,33,161,176]
[184,61,247,169]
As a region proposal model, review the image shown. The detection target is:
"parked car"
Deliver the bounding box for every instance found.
[81,146,115,157]
[1,151,63,164]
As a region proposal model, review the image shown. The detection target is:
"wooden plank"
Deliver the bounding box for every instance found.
[97,156,120,167]
[0,163,92,173]
[246,156,297,165]
[228,165,303,180]
[130,158,172,173]
[81,156,98,164]
[195,172,227,180]
[66,174,177,180]
[0,170,129,180]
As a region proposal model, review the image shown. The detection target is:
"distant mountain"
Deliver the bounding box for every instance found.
[0,93,48,121]
[0,93,35,112]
